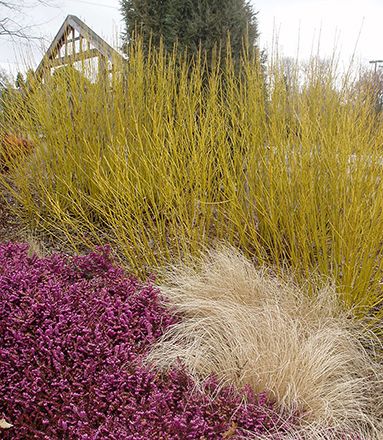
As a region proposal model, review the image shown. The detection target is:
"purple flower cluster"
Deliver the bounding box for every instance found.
[0,243,294,439]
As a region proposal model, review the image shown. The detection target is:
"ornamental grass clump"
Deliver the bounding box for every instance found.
[0,242,295,439]
[147,246,383,439]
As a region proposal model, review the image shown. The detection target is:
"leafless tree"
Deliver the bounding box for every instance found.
[353,67,383,112]
[0,68,10,91]
[0,1,53,40]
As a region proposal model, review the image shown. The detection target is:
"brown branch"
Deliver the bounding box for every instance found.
[0,0,55,40]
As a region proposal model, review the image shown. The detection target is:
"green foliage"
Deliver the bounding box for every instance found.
[120,0,259,61]
[15,72,25,90]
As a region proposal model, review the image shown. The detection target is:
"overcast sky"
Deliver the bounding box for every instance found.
[0,0,382,76]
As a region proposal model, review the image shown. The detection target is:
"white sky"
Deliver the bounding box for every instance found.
[0,0,382,76]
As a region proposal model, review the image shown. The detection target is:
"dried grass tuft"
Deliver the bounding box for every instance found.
[147,246,383,438]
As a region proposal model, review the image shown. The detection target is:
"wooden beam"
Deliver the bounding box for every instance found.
[49,48,99,68]
[67,36,81,43]
[72,27,75,56]
[80,34,84,70]
[41,16,72,67]
[65,15,120,61]
[98,55,107,76]
[64,29,68,58]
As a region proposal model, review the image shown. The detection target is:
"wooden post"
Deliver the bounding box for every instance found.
[72,28,76,56]
[80,34,85,72]
[98,55,108,85]
[64,30,68,58]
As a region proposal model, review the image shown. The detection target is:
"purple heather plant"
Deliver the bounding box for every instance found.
[0,242,294,439]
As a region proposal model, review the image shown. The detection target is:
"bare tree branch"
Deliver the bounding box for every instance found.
[0,0,55,41]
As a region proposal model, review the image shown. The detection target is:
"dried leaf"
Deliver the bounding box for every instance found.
[222,421,238,439]
[0,419,13,429]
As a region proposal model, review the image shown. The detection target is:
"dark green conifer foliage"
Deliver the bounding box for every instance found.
[120,0,259,61]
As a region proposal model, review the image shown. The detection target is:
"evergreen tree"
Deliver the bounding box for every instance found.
[120,0,259,61]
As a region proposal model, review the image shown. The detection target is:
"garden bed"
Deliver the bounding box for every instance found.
[0,243,296,439]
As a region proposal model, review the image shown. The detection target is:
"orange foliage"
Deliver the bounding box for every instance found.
[0,133,34,170]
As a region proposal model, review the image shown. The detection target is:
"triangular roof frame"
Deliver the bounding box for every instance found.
[35,15,123,79]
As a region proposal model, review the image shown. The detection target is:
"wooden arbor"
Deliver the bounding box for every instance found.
[35,15,123,81]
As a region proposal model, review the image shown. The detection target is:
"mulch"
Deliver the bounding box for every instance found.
[0,192,71,255]
[0,194,23,244]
